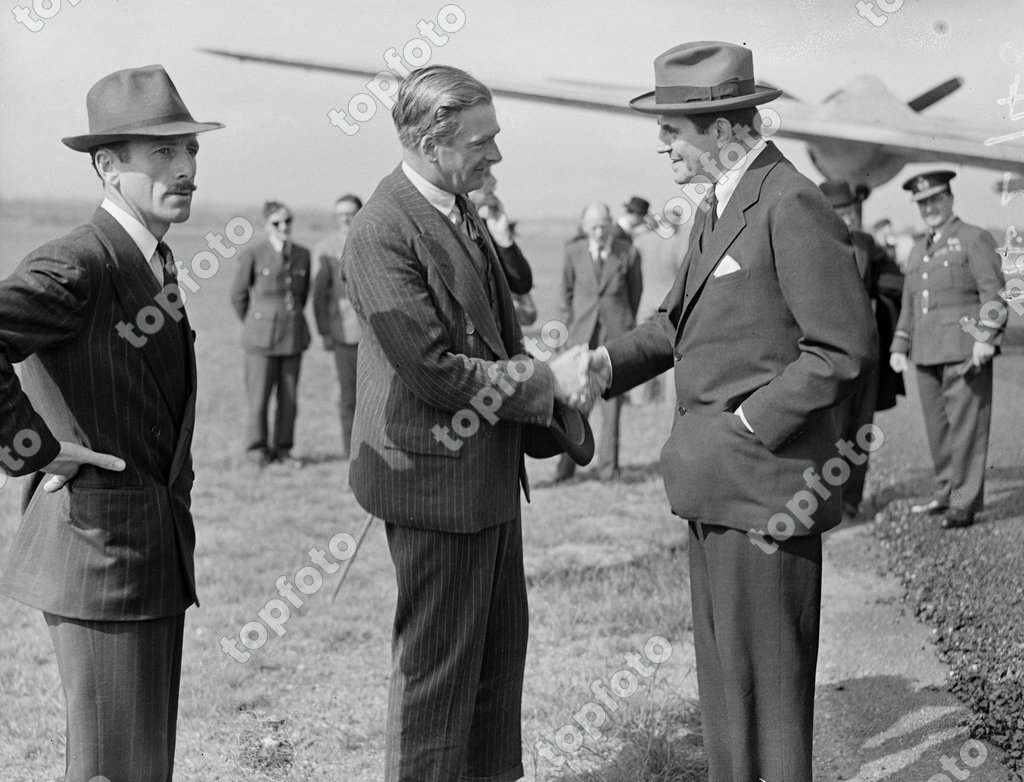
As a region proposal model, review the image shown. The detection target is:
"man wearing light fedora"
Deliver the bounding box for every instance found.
[890,171,1006,529]
[0,65,221,780]
[579,42,875,779]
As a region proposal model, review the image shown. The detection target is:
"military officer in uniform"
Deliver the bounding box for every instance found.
[231,200,312,467]
[889,171,1006,528]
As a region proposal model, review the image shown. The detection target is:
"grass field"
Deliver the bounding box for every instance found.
[2,199,1022,780]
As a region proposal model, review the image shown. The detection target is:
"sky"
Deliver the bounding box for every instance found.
[1,0,1023,233]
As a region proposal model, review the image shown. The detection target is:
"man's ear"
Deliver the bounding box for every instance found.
[92,147,121,185]
[713,117,734,147]
[419,135,438,163]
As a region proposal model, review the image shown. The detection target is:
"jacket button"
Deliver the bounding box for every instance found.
[673,351,682,361]
[151,426,161,437]
[466,323,475,335]
[677,405,687,416]
[253,312,262,319]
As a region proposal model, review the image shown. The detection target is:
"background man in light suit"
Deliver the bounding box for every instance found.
[557,203,642,481]
[581,43,875,780]
[343,65,578,782]
[313,194,363,460]
[0,65,221,781]
[231,200,312,468]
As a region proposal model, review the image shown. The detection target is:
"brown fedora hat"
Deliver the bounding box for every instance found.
[630,41,782,115]
[62,65,223,152]
[523,402,595,466]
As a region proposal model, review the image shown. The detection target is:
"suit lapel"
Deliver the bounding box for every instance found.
[675,144,782,341]
[92,209,188,425]
[391,171,508,359]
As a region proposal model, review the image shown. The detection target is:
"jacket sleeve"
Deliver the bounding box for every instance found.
[966,227,1007,347]
[0,253,93,476]
[229,245,254,321]
[559,246,576,332]
[627,246,643,318]
[495,241,533,295]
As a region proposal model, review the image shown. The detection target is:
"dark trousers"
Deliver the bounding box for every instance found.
[331,343,358,458]
[45,612,185,782]
[688,522,822,782]
[244,352,302,456]
[833,363,880,509]
[384,517,528,782]
[915,361,993,514]
[556,395,623,480]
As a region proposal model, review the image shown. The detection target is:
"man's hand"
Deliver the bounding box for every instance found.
[570,347,612,409]
[972,340,996,368]
[889,352,908,373]
[549,344,587,404]
[41,441,126,492]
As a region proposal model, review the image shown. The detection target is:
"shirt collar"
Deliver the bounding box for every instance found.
[268,234,286,253]
[713,140,766,217]
[402,160,457,216]
[101,198,159,262]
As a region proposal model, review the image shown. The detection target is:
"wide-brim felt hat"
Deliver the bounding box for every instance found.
[902,170,956,202]
[630,41,782,116]
[523,401,595,465]
[819,180,859,209]
[63,64,223,152]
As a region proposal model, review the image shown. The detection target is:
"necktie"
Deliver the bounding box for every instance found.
[591,244,605,280]
[707,188,719,232]
[699,189,718,251]
[155,241,177,287]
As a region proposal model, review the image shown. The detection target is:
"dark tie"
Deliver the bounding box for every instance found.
[156,241,177,288]
[699,189,718,251]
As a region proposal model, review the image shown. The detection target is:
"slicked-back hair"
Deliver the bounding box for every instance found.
[336,194,363,210]
[392,65,492,151]
[263,200,289,220]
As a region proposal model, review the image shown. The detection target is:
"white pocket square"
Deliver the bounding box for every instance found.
[712,255,742,278]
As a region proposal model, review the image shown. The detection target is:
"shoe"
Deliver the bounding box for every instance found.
[911,498,948,515]
[273,451,304,469]
[245,449,271,469]
[941,509,974,529]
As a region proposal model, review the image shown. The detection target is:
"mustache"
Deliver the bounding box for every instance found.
[166,182,197,195]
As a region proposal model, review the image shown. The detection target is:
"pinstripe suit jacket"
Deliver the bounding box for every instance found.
[343,166,555,533]
[0,209,197,620]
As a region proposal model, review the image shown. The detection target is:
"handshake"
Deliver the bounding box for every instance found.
[548,344,612,410]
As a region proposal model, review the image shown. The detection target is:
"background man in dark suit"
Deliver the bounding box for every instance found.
[557,203,642,481]
[231,200,312,468]
[0,64,221,781]
[889,171,1006,529]
[312,194,363,460]
[342,65,579,782]
[580,43,875,780]
[820,180,905,519]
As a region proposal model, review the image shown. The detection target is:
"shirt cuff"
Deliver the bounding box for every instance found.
[735,405,754,433]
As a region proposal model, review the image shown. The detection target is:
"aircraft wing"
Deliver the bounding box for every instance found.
[201,49,1024,173]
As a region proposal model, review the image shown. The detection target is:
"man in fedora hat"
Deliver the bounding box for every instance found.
[820,180,905,520]
[341,65,586,781]
[0,64,221,780]
[577,42,875,780]
[614,195,651,241]
[890,170,1006,529]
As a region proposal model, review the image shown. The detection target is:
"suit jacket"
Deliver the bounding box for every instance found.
[605,143,876,534]
[231,238,312,356]
[560,236,643,348]
[0,209,197,620]
[890,216,1005,365]
[343,166,555,533]
[312,230,361,345]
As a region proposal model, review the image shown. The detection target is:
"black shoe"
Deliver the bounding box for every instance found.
[941,509,974,529]
[911,498,949,515]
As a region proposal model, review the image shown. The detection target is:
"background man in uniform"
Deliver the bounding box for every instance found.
[889,170,1006,529]
[0,64,221,780]
[820,180,905,519]
[231,200,312,468]
[342,65,579,781]
[580,42,875,780]
[312,194,363,460]
[557,203,642,482]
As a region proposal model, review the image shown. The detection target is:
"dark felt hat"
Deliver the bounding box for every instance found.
[62,65,223,152]
[630,41,782,116]
[523,402,595,465]
[624,196,651,216]
[902,170,956,202]
[819,180,859,209]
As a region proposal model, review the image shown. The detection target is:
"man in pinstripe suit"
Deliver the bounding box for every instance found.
[0,65,221,780]
[343,65,580,781]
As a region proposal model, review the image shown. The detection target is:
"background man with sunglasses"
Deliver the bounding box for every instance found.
[231,200,312,467]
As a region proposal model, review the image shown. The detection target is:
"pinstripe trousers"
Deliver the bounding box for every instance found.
[384,516,528,782]
[44,612,185,782]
